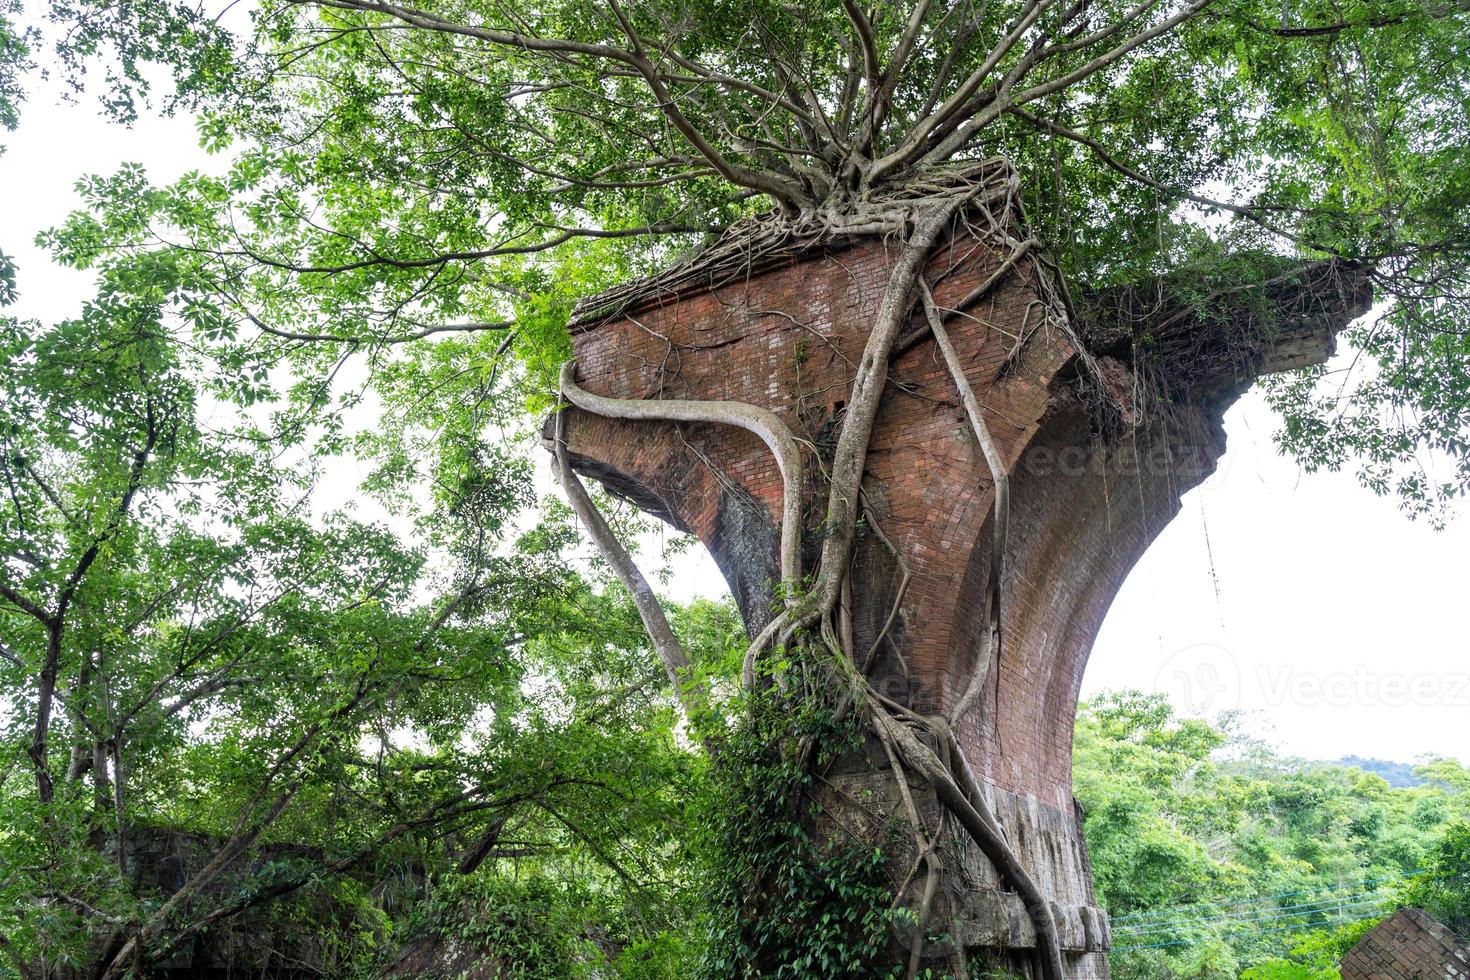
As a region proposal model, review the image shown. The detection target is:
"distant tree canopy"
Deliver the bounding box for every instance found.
[1073,692,1470,979]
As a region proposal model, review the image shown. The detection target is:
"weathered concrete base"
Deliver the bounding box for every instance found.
[823,734,1110,971]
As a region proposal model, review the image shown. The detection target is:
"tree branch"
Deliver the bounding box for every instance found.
[1007,106,1337,252]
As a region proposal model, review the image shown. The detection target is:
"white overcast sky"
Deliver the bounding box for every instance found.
[4,77,1466,767]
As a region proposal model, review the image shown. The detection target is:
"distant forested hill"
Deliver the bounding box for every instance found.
[1075,691,1470,980]
[1332,756,1427,788]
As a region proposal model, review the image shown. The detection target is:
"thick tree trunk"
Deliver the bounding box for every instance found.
[549,161,1371,976]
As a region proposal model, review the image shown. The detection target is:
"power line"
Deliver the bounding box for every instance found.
[1115,908,1386,952]
[1115,894,1392,937]
[1116,887,1399,932]
[1111,873,1408,922]
[1110,871,1419,925]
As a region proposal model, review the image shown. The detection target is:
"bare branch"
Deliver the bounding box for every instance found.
[214,221,706,276]
[1008,0,1217,109]
[1237,0,1469,37]
[603,0,808,207]
[0,581,49,625]
[870,0,1052,180]
[248,314,513,346]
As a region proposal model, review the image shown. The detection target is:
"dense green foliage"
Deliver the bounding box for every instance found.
[1075,692,1470,979]
[1400,823,1470,937]
[4,0,1469,513]
[1,0,1468,975]
[0,261,710,974]
[697,701,903,979]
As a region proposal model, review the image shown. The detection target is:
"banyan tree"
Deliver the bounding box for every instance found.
[24,0,1469,974]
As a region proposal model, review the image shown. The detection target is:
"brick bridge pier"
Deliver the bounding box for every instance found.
[550,169,1371,976]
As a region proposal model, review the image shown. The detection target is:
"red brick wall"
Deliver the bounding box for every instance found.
[555,203,1363,969]
[560,223,1217,809]
[1341,908,1470,979]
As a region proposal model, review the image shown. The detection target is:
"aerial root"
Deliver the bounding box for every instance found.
[551,400,714,745]
[916,277,1009,730]
[877,728,943,979]
[859,491,911,674]
[862,686,1066,980]
[821,603,1062,978]
[557,358,810,690]
[558,358,805,595]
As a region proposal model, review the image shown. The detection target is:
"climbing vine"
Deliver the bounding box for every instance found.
[695,695,905,979]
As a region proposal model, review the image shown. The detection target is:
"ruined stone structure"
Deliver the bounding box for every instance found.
[551,161,1372,976]
[1341,908,1470,980]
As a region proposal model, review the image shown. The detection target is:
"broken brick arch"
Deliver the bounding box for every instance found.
[547,160,1371,977]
